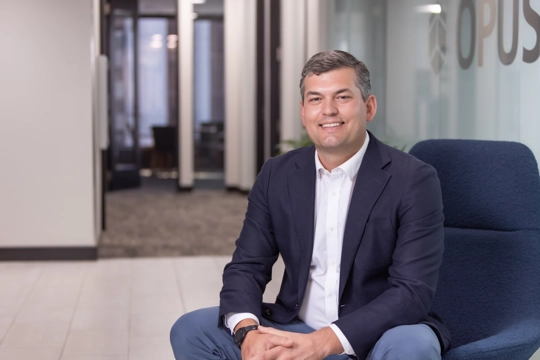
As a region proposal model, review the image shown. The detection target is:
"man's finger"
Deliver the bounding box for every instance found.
[258,326,286,336]
[249,345,288,360]
[265,334,294,350]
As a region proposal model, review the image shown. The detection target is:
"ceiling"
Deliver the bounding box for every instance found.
[137,0,223,17]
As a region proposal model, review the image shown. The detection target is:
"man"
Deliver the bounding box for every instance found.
[171,50,450,360]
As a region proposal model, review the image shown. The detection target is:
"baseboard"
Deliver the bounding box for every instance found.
[176,185,193,192]
[226,186,250,195]
[0,247,98,261]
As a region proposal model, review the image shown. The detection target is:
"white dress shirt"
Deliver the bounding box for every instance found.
[226,133,370,356]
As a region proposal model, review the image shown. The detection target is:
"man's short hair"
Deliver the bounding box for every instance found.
[299,50,371,102]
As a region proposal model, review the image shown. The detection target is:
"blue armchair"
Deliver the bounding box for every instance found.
[409,139,540,360]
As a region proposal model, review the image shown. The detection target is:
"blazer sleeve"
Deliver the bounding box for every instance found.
[218,158,280,326]
[333,162,445,358]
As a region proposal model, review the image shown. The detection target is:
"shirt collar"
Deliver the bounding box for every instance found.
[315,131,370,180]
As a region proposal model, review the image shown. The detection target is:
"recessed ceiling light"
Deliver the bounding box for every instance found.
[416,4,442,14]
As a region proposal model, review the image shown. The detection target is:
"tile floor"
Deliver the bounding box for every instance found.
[0,257,538,360]
[0,257,285,360]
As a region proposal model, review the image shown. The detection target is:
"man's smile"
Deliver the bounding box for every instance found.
[320,122,345,128]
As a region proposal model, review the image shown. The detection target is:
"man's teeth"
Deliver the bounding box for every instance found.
[321,123,342,128]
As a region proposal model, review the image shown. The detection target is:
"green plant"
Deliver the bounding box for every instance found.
[277,132,313,154]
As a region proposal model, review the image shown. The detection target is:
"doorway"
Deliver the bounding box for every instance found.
[101,0,236,258]
[193,6,225,189]
[138,17,179,190]
[106,0,179,192]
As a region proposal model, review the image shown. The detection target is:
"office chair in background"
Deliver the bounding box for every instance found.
[151,126,177,174]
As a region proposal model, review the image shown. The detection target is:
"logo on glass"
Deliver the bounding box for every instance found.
[429,10,447,74]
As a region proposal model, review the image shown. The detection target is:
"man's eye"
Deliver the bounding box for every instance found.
[309,97,321,102]
[338,95,350,99]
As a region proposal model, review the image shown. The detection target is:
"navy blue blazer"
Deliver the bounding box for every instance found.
[219,132,450,359]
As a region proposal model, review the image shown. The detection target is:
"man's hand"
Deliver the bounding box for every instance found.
[247,326,344,360]
[240,328,294,359]
[235,319,294,359]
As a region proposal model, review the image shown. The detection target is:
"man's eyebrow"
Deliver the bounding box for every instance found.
[335,88,353,95]
[305,88,353,97]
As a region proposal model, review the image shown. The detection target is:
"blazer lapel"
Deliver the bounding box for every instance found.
[287,146,316,303]
[339,135,392,298]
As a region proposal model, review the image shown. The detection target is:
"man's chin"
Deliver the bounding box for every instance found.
[315,143,347,153]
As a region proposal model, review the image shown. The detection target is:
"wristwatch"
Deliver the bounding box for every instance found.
[234,324,259,348]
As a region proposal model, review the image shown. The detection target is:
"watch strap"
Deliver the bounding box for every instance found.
[234,324,259,348]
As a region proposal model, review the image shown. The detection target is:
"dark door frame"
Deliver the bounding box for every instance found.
[256,0,281,173]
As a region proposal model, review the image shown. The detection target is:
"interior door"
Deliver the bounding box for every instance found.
[108,8,141,190]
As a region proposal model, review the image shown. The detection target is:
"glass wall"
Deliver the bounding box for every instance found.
[109,10,140,190]
[325,0,540,161]
[193,19,225,173]
[138,18,169,148]
[137,17,178,177]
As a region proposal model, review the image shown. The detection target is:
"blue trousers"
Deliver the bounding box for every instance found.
[170,307,441,360]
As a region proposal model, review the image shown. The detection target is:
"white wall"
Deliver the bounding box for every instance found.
[224,0,257,191]
[93,0,103,243]
[280,0,306,147]
[178,0,195,188]
[306,0,328,58]
[0,0,96,247]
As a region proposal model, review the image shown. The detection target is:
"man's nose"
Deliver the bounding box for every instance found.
[322,100,338,116]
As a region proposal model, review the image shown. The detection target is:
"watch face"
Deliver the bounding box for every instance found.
[234,325,258,347]
[233,328,244,345]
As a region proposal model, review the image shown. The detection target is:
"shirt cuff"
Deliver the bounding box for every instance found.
[329,324,356,356]
[224,312,260,335]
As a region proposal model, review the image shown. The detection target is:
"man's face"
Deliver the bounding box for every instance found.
[300,67,377,159]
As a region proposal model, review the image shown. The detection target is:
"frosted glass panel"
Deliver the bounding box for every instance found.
[326,0,540,162]
[326,0,388,139]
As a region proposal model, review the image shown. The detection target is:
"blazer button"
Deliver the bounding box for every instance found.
[265,309,272,317]
[295,303,298,310]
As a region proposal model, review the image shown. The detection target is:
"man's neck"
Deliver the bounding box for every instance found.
[317,151,356,171]
[317,141,365,171]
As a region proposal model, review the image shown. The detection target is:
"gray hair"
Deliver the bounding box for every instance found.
[299,50,371,102]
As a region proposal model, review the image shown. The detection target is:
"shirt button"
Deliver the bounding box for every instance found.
[330,227,334,232]
[332,192,336,196]
[328,294,333,298]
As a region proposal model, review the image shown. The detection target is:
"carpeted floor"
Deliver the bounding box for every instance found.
[99,178,248,258]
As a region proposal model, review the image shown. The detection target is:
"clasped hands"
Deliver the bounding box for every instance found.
[241,325,342,360]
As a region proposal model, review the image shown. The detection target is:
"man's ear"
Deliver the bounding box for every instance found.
[365,95,377,123]
[300,100,306,127]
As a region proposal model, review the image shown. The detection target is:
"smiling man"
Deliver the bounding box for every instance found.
[170,50,450,360]
[300,63,374,171]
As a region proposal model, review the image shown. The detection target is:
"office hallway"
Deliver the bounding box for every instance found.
[99,182,248,258]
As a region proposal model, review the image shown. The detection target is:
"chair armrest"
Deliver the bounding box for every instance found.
[443,319,540,360]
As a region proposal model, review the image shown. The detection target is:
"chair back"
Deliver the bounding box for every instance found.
[152,126,177,153]
[409,139,540,348]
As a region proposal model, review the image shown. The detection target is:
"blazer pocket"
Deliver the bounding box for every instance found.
[355,218,396,272]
